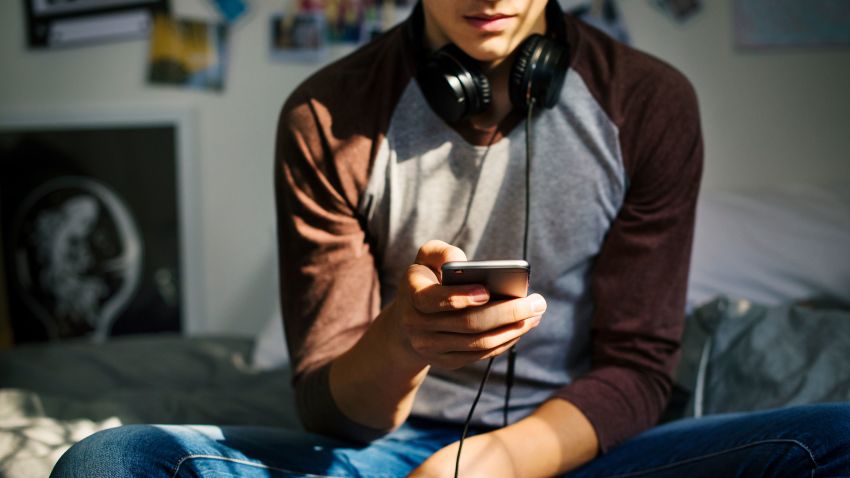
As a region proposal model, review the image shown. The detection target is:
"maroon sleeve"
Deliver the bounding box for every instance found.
[555,22,704,452]
[274,88,385,437]
[274,27,416,441]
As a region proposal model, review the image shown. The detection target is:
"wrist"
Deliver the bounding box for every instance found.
[327,303,430,431]
[490,399,598,476]
[375,298,431,372]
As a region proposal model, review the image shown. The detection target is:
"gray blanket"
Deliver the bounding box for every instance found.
[671,298,850,419]
[0,335,298,478]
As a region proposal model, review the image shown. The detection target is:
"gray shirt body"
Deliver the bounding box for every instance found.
[360,71,626,426]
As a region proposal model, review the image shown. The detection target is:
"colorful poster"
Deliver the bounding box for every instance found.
[147,15,228,92]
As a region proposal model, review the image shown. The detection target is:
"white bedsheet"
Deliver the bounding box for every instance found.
[688,183,850,309]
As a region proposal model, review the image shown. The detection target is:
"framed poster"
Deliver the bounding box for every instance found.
[0,231,11,347]
[23,0,170,48]
[0,110,203,344]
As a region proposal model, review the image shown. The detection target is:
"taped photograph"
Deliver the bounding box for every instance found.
[147,15,228,92]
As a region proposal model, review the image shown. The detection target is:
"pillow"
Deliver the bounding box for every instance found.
[687,184,850,309]
[251,310,289,371]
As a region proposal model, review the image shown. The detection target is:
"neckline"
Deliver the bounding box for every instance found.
[451,108,525,147]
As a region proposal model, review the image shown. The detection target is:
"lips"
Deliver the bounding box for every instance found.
[463,13,517,32]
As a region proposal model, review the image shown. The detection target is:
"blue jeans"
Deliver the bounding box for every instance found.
[51,403,850,477]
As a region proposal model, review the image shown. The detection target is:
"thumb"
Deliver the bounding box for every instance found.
[414,240,468,282]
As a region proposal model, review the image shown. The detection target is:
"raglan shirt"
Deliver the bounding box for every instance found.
[274,13,703,453]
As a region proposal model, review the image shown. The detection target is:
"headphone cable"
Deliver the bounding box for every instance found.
[454,355,494,478]
[504,98,534,427]
[454,99,535,477]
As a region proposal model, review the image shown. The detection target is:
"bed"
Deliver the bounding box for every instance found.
[1,184,848,478]
[0,334,299,478]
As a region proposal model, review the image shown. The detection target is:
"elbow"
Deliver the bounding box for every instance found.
[294,375,392,445]
[296,401,392,445]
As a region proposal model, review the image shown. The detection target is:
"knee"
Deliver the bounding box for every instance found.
[50,425,179,478]
[793,403,850,437]
[788,403,850,475]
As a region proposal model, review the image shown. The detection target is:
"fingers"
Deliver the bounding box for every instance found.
[403,296,546,370]
[414,240,467,281]
[415,328,533,370]
[419,294,547,333]
[409,282,491,314]
[399,240,547,371]
[426,315,542,354]
[407,262,489,313]
[443,337,523,365]
[406,240,485,314]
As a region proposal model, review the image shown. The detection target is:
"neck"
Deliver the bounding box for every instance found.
[468,14,549,130]
[468,57,515,130]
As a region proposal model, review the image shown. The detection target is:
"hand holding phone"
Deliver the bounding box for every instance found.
[387,241,544,372]
[441,260,530,300]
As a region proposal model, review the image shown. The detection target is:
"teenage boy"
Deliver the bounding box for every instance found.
[52,1,850,476]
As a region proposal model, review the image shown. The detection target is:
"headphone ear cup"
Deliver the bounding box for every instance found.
[417,44,492,123]
[509,35,543,112]
[509,34,570,111]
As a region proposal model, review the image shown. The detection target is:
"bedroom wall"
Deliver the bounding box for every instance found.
[0,0,321,338]
[617,1,850,191]
[1,1,848,337]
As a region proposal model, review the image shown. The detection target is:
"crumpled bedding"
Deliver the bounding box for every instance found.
[0,335,299,478]
[669,297,850,420]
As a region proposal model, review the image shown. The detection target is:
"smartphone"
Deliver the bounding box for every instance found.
[441,260,530,300]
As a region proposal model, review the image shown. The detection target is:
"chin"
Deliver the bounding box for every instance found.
[457,37,515,63]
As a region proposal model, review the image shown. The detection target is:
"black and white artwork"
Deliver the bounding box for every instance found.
[0,120,186,344]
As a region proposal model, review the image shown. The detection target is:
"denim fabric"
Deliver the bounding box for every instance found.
[567,404,850,478]
[51,404,850,477]
[50,417,470,478]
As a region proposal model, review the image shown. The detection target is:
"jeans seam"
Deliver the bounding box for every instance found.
[170,454,345,478]
[601,439,819,478]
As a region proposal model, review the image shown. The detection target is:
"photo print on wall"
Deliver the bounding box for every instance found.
[270,0,416,63]
[147,15,228,92]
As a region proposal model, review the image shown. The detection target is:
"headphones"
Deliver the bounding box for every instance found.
[408,0,571,123]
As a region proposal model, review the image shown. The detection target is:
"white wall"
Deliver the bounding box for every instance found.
[2,1,848,336]
[617,1,850,191]
[0,0,343,336]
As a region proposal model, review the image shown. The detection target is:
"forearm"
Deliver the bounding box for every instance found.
[555,363,674,452]
[328,301,430,431]
[493,398,599,477]
[410,398,598,478]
